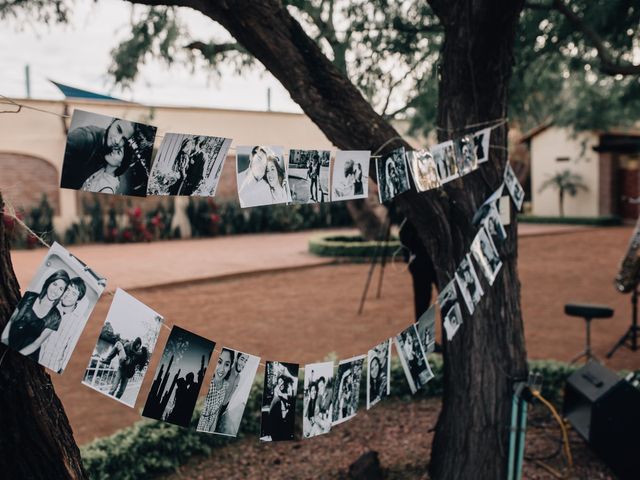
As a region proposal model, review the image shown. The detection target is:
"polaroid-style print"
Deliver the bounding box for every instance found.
[407,149,441,192]
[455,254,485,315]
[260,361,299,441]
[499,195,511,226]
[376,147,411,203]
[302,361,335,439]
[394,324,434,394]
[1,242,106,373]
[481,204,508,246]
[288,149,331,204]
[454,135,478,177]
[60,109,157,197]
[147,133,232,197]
[471,227,503,286]
[196,348,260,437]
[504,163,525,211]
[142,326,215,428]
[437,280,464,341]
[331,150,370,201]
[432,140,459,184]
[331,355,365,426]
[82,289,163,407]
[473,127,491,164]
[367,339,391,409]
[236,145,290,208]
[416,305,437,355]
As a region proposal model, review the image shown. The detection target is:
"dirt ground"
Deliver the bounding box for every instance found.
[44,226,639,449]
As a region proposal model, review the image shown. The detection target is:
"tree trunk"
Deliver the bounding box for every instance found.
[0,193,88,479]
[559,189,565,217]
[133,0,528,477]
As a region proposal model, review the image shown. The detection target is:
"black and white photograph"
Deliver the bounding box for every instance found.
[236,145,290,208]
[454,135,478,176]
[437,280,464,341]
[60,109,157,196]
[367,339,391,409]
[376,147,411,203]
[260,361,299,442]
[331,355,365,426]
[471,227,503,285]
[142,326,215,428]
[394,324,434,394]
[1,242,105,373]
[147,133,232,197]
[432,140,459,184]
[455,254,485,315]
[406,149,441,192]
[331,150,370,201]
[302,361,334,438]
[288,149,331,203]
[416,305,436,354]
[82,289,163,407]
[473,127,492,164]
[196,348,260,437]
[504,163,525,210]
[481,204,508,246]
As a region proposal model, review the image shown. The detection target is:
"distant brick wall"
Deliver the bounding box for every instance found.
[0,152,60,214]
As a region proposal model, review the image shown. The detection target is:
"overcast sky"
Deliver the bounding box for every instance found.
[0,0,301,112]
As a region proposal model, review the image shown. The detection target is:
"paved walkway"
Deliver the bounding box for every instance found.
[10,224,591,291]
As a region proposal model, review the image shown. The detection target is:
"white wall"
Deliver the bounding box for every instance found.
[530,127,600,217]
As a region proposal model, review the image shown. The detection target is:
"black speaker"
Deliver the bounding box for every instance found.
[563,360,640,480]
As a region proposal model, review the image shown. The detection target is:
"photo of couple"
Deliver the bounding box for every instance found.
[367,339,391,409]
[331,150,370,201]
[331,355,365,426]
[471,227,503,286]
[260,361,299,442]
[303,361,335,438]
[504,163,525,210]
[416,305,436,355]
[236,145,291,208]
[82,289,163,407]
[376,147,411,203]
[394,324,434,394]
[288,149,331,204]
[432,140,459,184]
[196,348,260,437]
[147,133,232,197]
[1,242,105,373]
[438,280,464,341]
[455,254,485,315]
[407,149,441,192]
[60,110,157,196]
[454,135,479,176]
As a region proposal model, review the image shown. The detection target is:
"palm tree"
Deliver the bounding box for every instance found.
[538,169,589,217]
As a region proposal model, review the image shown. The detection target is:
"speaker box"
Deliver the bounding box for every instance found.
[563,360,640,480]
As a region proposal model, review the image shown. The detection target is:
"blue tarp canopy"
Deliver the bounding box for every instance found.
[50,80,126,102]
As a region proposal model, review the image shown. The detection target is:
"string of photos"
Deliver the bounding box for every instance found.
[1,149,525,441]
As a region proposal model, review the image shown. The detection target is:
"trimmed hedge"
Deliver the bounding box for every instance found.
[517,214,621,226]
[80,358,594,480]
[308,233,401,257]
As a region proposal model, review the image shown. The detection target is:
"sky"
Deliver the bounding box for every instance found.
[0,0,301,112]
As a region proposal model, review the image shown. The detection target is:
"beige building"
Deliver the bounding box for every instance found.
[522,125,640,221]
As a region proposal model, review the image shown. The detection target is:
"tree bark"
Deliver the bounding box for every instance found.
[124,0,529,478]
[0,193,88,479]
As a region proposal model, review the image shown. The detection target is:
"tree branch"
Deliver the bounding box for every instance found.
[185,40,244,58]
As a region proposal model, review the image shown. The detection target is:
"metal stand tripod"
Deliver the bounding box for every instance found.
[607,287,640,358]
[357,212,393,315]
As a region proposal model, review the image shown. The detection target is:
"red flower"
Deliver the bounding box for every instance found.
[133,207,142,219]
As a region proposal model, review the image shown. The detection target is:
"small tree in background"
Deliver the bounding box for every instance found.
[539,169,588,217]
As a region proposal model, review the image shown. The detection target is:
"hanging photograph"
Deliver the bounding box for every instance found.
[504,163,525,211]
[394,324,434,394]
[60,109,157,196]
[147,133,232,197]
[236,145,290,208]
[82,289,163,407]
[470,227,503,285]
[302,361,335,439]
[196,348,260,437]
[455,254,485,315]
[1,242,105,373]
[482,204,508,245]
[454,135,478,177]
[260,361,299,441]
[432,140,459,184]
[331,150,370,201]
[287,149,331,203]
[438,281,464,341]
[367,339,391,409]
[376,147,411,203]
[473,127,492,164]
[142,326,215,428]
[416,305,437,354]
[406,149,441,192]
[331,355,365,426]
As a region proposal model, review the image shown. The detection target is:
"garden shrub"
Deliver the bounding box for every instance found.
[308,233,401,258]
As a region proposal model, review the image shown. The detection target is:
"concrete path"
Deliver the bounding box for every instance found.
[9,224,591,291]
